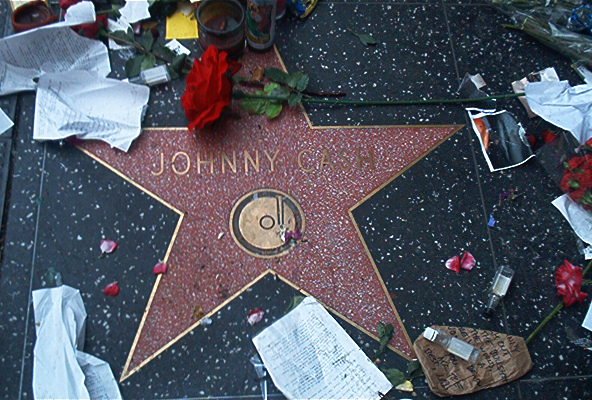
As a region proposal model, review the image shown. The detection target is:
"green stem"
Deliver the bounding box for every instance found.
[526,260,592,345]
[234,92,524,106]
[525,302,563,344]
[99,32,170,64]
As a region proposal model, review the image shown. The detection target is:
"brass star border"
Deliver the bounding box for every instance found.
[77,47,463,382]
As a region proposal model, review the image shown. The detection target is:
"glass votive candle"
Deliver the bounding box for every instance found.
[197,0,246,59]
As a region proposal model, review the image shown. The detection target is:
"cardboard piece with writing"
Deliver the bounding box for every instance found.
[413,326,532,397]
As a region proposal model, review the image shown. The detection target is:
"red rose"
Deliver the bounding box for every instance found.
[586,137,592,149]
[555,259,588,307]
[560,172,574,192]
[181,46,241,131]
[569,188,586,202]
[60,0,80,10]
[541,129,558,144]
[73,15,108,39]
[567,155,586,171]
[579,168,592,188]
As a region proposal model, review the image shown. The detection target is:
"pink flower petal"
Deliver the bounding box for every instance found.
[100,239,118,254]
[103,281,120,297]
[153,261,168,275]
[445,255,461,273]
[460,251,476,271]
[247,307,265,326]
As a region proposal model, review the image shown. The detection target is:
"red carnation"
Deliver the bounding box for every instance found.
[73,15,108,39]
[60,0,81,10]
[541,129,558,144]
[555,260,588,307]
[181,46,241,131]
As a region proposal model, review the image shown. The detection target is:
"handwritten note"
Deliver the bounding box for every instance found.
[253,297,392,400]
[414,326,532,397]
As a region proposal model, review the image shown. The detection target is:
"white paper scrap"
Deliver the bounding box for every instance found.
[552,194,592,246]
[525,81,592,144]
[582,301,592,332]
[512,67,559,118]
[119,0,151,24]
[0,27,110,96]
[62,1,96,26]
[33,71,150,152]
[253,297,392,400]
[165,39,191,56]
[32,285,122,400]
[107,19,133,50]
[0,107,13,136]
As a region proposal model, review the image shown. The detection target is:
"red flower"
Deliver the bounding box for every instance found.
[555,260,588,307]
[153,261,168,275]
[567,155,586,171]
[103,281,121,297]
[73,15,108,39]
[541,129,558,144]
[60,0,80,9]
[181,47,241,131]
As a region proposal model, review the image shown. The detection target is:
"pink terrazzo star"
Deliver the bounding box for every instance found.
[79,49,461,380]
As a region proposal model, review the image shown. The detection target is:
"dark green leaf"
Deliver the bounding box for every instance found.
[265,67,289,84]
[382,368,406,386]
[264,82,290,99]
[348,29,378,46]
[406,360,424,379]
[358,33,377,46]
[171,54,187,74]
[286,295,306,313]
[286,71,309,91]
[138,31,155,52]
[125,55,145,78]
[152,42,177,63]
[241,97,268,115]
[377,322,395,356]
[109,28,135,45]
[288,93,303,106]
[265,102,283,119]
[140,53,156,71]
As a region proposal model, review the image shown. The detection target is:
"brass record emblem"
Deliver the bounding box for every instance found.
[230,189,305,258]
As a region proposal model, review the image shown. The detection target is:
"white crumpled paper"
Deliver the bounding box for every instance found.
[552,194,592,246]
[32,285,121,400]
[33,70,150,152]
[525,81,592,144]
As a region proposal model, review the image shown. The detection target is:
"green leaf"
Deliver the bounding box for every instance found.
[241,97,268,115]
[152,42,176,63]
[265,67,289,84]
[349,29,378,46]
[171,54,187,73]
[358,33,377,46]
[376,322,394,356]
[287,71,309,91]
[286,295,306,313]
[264,82,290,99]
[382,368,406,386]
[265,102,283,119]
[288,93,303,106]
[406,359,424,379]
[125,55,145,77]
[140,53,156,71]
[138,31,155,52]
[109,28,134,45]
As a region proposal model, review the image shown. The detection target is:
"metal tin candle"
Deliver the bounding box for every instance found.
[197,0,245,58]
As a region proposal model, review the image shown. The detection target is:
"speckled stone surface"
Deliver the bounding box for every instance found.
[2,1,592,399]
[80,47,459,378]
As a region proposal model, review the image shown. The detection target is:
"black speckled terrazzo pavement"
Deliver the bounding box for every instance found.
[1,1,592,399]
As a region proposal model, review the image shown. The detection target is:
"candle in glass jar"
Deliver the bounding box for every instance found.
[197,0,246,58]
